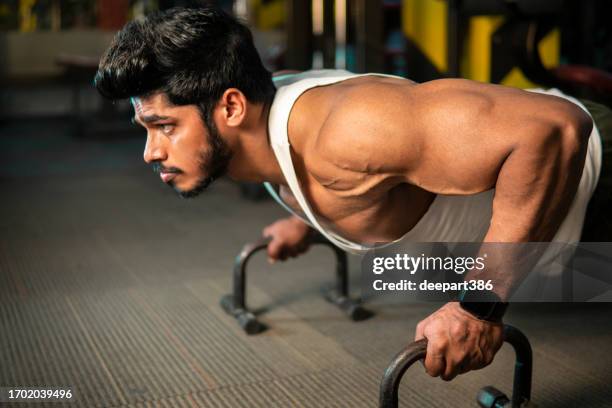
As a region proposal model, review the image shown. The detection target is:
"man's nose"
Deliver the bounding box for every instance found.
[143,134,168,164]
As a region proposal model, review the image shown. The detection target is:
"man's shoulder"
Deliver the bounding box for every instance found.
[291,73,426,179]
[312,89,421,177]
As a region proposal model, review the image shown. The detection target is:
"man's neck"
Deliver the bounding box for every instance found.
[226,102,285,185]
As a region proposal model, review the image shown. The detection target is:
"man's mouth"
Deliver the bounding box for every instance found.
[160,171,178,183]
[153,163,181,184]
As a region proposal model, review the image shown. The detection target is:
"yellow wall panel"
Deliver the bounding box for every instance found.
[403,0,448,72]
[501,67,537,89]
[402,1,560,88]
[462,16,504,82]
[251,0,285,30]
[539,28,560,69]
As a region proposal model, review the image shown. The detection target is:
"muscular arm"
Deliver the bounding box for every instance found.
[320,78,593,380]
[413,81,592,297]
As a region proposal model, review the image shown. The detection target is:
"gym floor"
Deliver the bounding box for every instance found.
[1,118,612,407]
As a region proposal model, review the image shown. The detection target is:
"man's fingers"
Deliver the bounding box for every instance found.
[267,238,283,262]
[424,340,446,377]
[414,303,505,382]
[415,320,428,369]
[441,355,464,381]
[278,248,289,261]
[415,320,426,342]
[265,236,309,263]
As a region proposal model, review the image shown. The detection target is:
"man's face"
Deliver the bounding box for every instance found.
[132,93,231,198]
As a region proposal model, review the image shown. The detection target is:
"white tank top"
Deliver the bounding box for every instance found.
[266,70,603,255]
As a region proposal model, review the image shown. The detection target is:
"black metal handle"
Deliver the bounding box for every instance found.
[502,325,532,407]
[232,233,348,310]
[379,324,532,408]
[235,236,273,263]
[378,339,427,408]
[234,233,344,275]
[230,237,272,310]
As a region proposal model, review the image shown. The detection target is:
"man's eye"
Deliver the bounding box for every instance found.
[159,124,175,134]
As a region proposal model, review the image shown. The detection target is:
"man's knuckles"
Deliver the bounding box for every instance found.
[441,349,483,381]
[422,322,449,342]
[449,321,469,340]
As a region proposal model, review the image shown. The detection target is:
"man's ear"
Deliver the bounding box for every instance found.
[218,88,247,127]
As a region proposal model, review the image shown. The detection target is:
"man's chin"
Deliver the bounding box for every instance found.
[170,176,215,199]
[176,187,204,199]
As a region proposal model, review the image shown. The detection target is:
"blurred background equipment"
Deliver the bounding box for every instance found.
[400,0,612,104]
[2,0,609,126]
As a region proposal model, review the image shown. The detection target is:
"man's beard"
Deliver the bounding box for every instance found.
[154,121,232,199]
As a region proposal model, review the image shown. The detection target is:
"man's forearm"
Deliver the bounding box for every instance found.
[467,114,592,299]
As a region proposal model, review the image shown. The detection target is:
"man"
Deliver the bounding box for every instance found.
[95,7,609,382]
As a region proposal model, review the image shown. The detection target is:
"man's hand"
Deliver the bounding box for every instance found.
[415,302,504,381]
[262,216,313,262]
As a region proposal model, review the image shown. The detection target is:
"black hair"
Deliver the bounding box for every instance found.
[94,6,275,126]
